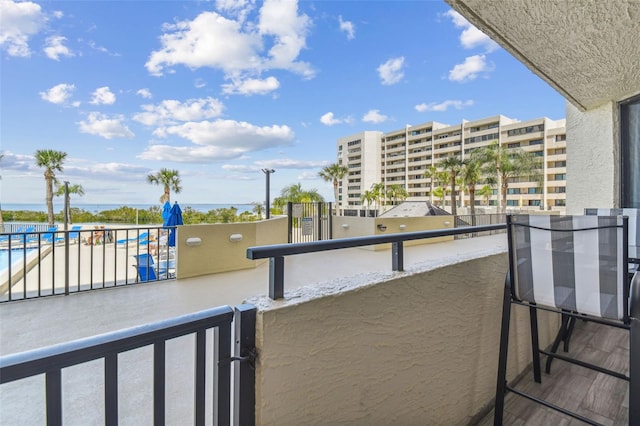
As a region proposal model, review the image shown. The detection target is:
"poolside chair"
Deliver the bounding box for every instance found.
[495,214,639,425]
[116,232,150,247]
[133,253,170,282]
[1,226,36,243]
[68,225,83,243]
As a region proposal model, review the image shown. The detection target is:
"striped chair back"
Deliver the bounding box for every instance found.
[585,208,639,247]
[507,214,628,320]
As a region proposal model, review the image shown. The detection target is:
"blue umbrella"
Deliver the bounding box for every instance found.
[166,202,183,247]
[161,201,172,226]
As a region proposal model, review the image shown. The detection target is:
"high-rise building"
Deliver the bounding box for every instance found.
[337,115,567,214]
[337,131,383,210]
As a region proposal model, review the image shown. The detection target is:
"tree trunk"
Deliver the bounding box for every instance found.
[45,172,54,226]
[469,187,476,225]
[501,181,508,214]
[333,180,340,216]
[450,174,457,217]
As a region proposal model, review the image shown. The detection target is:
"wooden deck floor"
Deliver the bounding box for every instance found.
[476,320,630,425]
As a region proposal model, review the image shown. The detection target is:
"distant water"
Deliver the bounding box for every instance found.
[2,203,255,214]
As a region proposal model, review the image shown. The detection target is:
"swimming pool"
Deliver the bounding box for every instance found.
[0,249,36,273]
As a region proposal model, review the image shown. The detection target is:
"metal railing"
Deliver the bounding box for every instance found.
[247,223,507,299]
[0,304,257,426]
[454,213,507,239]
[0,226,176,303]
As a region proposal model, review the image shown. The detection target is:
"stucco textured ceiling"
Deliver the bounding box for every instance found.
[446,0,640,110]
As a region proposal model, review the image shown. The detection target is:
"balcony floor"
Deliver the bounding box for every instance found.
[476,319,630,425]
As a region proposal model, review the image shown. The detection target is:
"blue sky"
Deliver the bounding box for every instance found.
[0,0,565,206]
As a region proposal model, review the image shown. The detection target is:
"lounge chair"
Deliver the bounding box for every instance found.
[116,231,150,247]
[1,226,36,243]
[133,253,171,282]
[68,225,83,243]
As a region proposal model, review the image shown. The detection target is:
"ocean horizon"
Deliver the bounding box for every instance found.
[2,203,256,214]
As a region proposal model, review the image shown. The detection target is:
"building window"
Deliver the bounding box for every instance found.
[621,95,640,208]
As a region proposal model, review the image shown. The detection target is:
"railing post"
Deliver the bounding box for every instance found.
[317,202,322,241]
[235,304,256,426]
[392,241,404,272]
[64,230,70,296]
[269,256,285,299]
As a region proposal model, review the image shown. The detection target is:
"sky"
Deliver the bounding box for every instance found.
[0,0,566,207]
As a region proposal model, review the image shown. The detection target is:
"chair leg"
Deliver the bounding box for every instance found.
[545,313,570,374]
[563,316,577,352]
[494,274,513,426]
[529,305,541,383]
[630,317,640,425]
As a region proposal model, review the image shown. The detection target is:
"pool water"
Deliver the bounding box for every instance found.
[0,249,35,272]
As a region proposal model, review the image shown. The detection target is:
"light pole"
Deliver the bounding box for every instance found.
[262,168,275,219]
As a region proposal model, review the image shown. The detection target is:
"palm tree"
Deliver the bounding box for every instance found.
[273,183,325,212]
[440,155,464,216]
[147,168,182,203]
[477,141,542,213]
[478,185,494,206]
[423,165,439,204]
[55,182,85,224]
[370,182,386,213]
[433,187,448,206]
[460,157,483,218]
[360,189,376,216]
[386,184,408,205]
[252,202,265,218]
[35,149,67,226]
[318,163,348,215]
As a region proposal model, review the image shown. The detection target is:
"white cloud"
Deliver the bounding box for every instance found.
[320,112,353,126]
[0,0,47,57]
[43,35,73,60]
[141,119,295,162]
[133,97,225,126]
[137,88,152,99]
[257,158,328,169]
[362,109,388,123]
[222,158,329,172]
[78,112,134,139]
[40,83,75,104]
[90,86,116,105]
[338,15,355,40]
[221,76,280,95]
[445,10,499,53]
[377,57,405,85]
[448,55,492,82]
[415,99,474,112]
[146,0,314,88]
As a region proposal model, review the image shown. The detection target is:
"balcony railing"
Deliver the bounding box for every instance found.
[247,222,506,299]
[0,226,175,303]
[0,304,257,425]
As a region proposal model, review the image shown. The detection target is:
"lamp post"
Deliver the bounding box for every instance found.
[262,168,275,219]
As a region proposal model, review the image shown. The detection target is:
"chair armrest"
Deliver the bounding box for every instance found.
[631,271,640,319]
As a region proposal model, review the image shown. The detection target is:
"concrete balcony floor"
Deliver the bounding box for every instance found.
[0,233,630,424]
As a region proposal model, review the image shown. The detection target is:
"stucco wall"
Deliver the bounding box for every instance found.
[332,215,454,250]
[252,253,558,425]
[566,101,619,214]
[175,217,287,279]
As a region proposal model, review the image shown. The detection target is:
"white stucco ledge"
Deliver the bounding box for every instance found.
[244,233,508,310]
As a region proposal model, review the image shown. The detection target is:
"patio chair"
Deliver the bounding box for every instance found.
[116,231,150,247]
[68,225,83,243]
[586,208,639,273]
[494,214,639,425]
[133,253,172,282]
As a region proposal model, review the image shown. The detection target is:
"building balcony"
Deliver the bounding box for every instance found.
[0,222,631,424]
